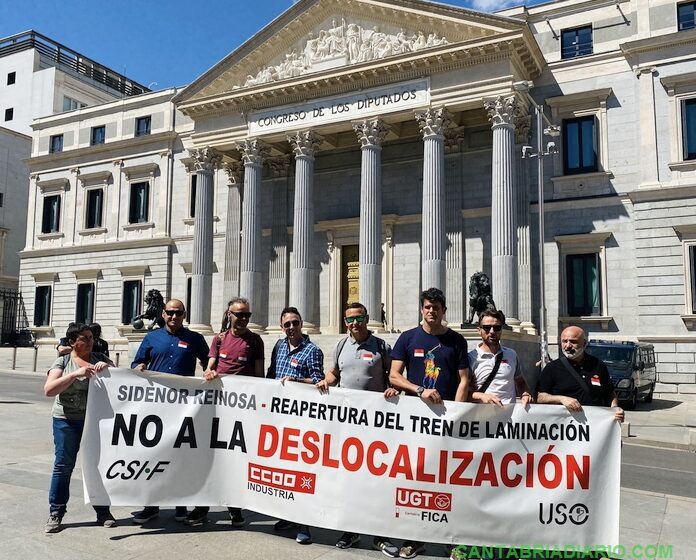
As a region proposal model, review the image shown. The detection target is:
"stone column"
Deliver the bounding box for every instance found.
[287,130,322,332]
[236,138,268,331]
[222,161,242,301]
[416,107,452,293]
[515,112,535,333]
[189,146,221,331]
[445,128,465,328]
[485,95,519,324]
[353,118,389,329]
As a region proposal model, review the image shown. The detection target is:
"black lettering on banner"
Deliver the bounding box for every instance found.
[210,418,247,452]
[112,413,136,446]
[173,417,197,448]
[139,415,163,447]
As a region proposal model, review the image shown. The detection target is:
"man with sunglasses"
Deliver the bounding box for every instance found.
[315,302,399,556]
[183,297,263,527]
[469,309,532,407]
[130,298,209,524]
[267,306,324,545]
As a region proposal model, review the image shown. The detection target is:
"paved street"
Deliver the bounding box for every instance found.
[0,370,694,560]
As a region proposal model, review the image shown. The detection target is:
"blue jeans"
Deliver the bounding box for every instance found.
[49,416,108,517]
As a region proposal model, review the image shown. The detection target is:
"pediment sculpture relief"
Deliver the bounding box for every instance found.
[240,18,449,88]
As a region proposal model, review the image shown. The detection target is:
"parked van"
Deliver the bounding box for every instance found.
[585,340,657,409]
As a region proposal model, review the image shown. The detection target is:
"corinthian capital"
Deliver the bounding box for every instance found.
[189,146,222,172]
[353,118,390,148]
[235,138,269,167]
[287,130,323,158]
[484,95,519,128]
[265,154,292,178]
[222,160,243,187]
[415,106,453,139]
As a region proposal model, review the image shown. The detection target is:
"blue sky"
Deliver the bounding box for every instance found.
[0,0,545,90]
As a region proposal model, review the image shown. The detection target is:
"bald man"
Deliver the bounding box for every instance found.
[537,326,624,422]
[130,298,209,524]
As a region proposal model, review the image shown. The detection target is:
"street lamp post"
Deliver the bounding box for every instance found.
[513,81,559,365]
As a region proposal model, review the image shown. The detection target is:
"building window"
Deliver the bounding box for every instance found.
[63,96,86,112]
[129,181,149,223]
[4,108,12,121]
[91,125,106,146]
[566,253,601,316]
[85,188,104,229]
[0,193,3,207]
[7,71,15,85]
[563,116,597,174]
[678,2,696,31]
[122,280,142,324]
[41,195,61,234]
[34,286,52,327]
[76,283,95,324]
[561,25,593,59]
[689,245,696,314]
[49,134,63,154]
[189,174,197,217]
[135,116,151,137]
[682,98,696,160]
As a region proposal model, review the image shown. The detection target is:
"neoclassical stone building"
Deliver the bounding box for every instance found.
[19,0,696,399]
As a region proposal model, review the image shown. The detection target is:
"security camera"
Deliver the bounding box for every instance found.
[546,141,558,154]
[521,145,534,158]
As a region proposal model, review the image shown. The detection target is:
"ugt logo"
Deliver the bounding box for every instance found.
[538,502,589,525]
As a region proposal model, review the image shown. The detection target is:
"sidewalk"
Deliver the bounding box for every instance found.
[623,399,696,452]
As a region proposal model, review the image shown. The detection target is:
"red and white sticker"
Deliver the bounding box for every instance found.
[219,353,227,359]
[362,352,373,361]
[414,349,425,358]
[290,358,299,368]
[238,356,248,362]
[178,340,189,348]
[591,375,601,386]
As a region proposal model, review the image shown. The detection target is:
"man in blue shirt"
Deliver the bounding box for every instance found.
[388,287,469,559]
[130,298,209,524]
[267,306,324,545]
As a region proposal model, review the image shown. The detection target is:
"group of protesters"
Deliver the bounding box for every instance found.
[42,287,623,560]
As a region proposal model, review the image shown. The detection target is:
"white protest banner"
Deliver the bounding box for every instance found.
[82,368,620,547]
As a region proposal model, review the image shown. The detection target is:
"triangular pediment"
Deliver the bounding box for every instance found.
[174,0,534,108]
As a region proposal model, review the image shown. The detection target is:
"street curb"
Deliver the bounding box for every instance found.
[623,436,695,452]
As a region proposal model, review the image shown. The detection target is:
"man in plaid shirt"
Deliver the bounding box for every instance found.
[267,306,324,545]
[268,306,324,384]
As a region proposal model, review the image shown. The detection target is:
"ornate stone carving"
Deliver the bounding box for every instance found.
[287,130,323,158]
[222,161,243,187]
[353,118,390,147]
[415,106,453,139]
[240,19,449,88]
[514,113,532,145]
[236,138,269,166]
[326,230,335,253]
[265,154,292,178]
[190,147,222,173]
[484,95,519,128]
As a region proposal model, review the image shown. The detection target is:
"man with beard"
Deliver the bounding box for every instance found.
[537,326,624,422]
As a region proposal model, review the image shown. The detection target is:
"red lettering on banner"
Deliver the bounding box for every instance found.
[395,488,452,511]
[449,451,473,486]
[500,452,523,487]
[322,434,339,468]
[341,437,364,472]
[258,424,278,457]
[248,462,315,494]
[389,445,414,480]
[415,447,435,483]
[566,454,590,489]
[367,441,388,475]
[301,431,320,464]
[474,451,499,487]
[280,427,300,461]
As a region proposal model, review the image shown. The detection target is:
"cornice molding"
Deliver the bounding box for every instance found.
[621,28,696,57]
[18,237,175,259]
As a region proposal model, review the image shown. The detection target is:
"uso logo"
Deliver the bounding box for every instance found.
[248,463,316,494]
[396,488,452,511]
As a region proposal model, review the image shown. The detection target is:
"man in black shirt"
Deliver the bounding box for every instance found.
[538,326,624,423]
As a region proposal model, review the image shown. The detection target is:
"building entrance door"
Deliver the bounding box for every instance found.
[341,245,359,333]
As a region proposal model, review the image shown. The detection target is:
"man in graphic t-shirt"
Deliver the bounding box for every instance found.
[388,287,469,559]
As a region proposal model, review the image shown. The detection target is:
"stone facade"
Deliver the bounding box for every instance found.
[17,0,696,400]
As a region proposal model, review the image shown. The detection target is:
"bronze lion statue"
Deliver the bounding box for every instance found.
[132,289,165,330]
[466,272,497,324]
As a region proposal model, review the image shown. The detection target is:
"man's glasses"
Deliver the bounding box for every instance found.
[479,324,502,332]
[344,315,366,324]
[229,311,252,319]
[282,319,301,329]
[164,309,185,317]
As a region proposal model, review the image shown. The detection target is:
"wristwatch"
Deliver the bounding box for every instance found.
[416,386,425,398]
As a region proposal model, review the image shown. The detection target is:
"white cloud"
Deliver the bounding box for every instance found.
[469,0,522,11]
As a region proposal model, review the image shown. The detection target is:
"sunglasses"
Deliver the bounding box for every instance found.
[164,309,185,317]
[229,311,252,319]
[479,324,502,332]
[344,315,366,324]
[282,319,301,329]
